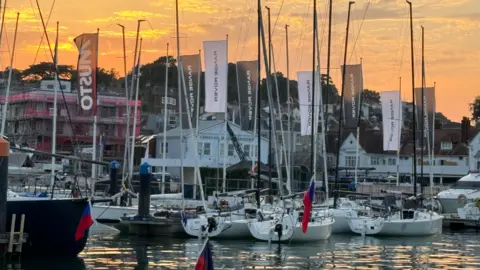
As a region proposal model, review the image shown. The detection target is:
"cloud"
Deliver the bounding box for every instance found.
[150,0,220,14]
[83,10,167,23]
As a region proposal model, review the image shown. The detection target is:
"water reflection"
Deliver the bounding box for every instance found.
[14,228,480,269]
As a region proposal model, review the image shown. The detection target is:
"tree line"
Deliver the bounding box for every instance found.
[5,57,477,124]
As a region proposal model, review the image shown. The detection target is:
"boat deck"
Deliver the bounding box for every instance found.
[442,214,480,228]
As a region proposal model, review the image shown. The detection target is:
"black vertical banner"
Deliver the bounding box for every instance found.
[415,87,436,149]
[236,60,258,130]
[341,64,363,129]
[179,54,200,129]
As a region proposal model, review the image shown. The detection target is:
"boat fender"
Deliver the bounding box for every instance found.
[274,223,283,240]
[207,217,217,233]
[476,198,480,209]
[457,194,467,206]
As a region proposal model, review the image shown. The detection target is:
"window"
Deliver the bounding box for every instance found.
[371,156,380,165]
[441,141,452,150]
[345,156,356,167]
[197,142,211,156]
[388,158,396,166]
[36,103,45,110]
[161,96,176,106]
[219,143,225,156]
[250,145,258,158]
[243,144,250,157]
[160,142,168,154]
[228,144,235,157]
[328,155,335,166]
[477,161,480,170]
[168,115,176,126]
[203,143,211,155]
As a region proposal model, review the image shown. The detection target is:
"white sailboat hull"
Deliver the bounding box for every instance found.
[378,217,443,236]
[247,215,295,243]
[349,211,443,236]
[348,217,384,235]
[331,208,357,234]
[92,205,138,220]
[292,217,334,241]
[182,215,225,238]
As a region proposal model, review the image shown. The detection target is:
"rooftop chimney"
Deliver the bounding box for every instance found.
[461,117,470,143]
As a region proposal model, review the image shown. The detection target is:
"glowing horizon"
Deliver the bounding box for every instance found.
[3,0,480,122]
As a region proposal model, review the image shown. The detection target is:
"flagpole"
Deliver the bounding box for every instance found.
[51,21,59,190]
[161,44,169,195]
[0,12,19,136]
[91,28,99,186]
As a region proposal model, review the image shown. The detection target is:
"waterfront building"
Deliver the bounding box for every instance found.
[0,80,141,162]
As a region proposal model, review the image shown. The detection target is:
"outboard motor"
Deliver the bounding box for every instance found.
[274,223,283,241]
[207,217,217,233]
[196,206,205,213]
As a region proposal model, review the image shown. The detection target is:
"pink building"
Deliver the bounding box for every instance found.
[0,80,141,160]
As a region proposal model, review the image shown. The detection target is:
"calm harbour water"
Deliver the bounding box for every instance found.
[14,228,480,269]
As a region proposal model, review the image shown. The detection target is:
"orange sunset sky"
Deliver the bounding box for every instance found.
[3,0,480,122]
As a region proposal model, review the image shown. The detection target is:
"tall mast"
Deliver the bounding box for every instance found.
[397,76,402,186]
[117,23,130,186]
[310,0,317,183]
[265,6,272,196]
[324,0,333,143]
[175,0,185,209]
[285,24,292,193]
[0,0,7,52]
[420,25,425,195]
[0,12,19,136]
[406,0,417,197]
[161,43,170,194]
[50,21,59,191]
[333,1,354,209]
[256,0,262,208]
[127,20,144,186]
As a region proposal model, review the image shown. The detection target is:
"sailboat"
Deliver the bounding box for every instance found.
[248,1,334,242]
[349,3,444,237]
[2,13,94,257]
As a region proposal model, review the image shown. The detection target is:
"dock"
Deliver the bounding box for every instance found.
[442,214,480,228]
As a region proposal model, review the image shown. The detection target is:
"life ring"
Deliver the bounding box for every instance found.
[476,198,480,209]
[457,194,467,207]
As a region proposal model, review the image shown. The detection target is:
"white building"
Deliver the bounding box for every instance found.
[469,131,480,171]
[332,127,473,185]
[143,120,270,184]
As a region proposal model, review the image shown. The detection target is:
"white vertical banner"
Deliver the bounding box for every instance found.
[297,71,315,136]
[380,90,402,151]
[203,40,228,113]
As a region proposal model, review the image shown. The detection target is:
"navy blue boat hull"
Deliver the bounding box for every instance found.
[6,198,89,257]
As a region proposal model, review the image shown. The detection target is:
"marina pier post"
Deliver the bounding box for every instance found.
[109,161,120,205]
[137,162,152,218]
[0,138,8,258]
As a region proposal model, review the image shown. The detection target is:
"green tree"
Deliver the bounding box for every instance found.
[470,95,480,123]
[21,62,74,80]
[260,72,298,104]
[71,68,119,88]
[362,89,380,104]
